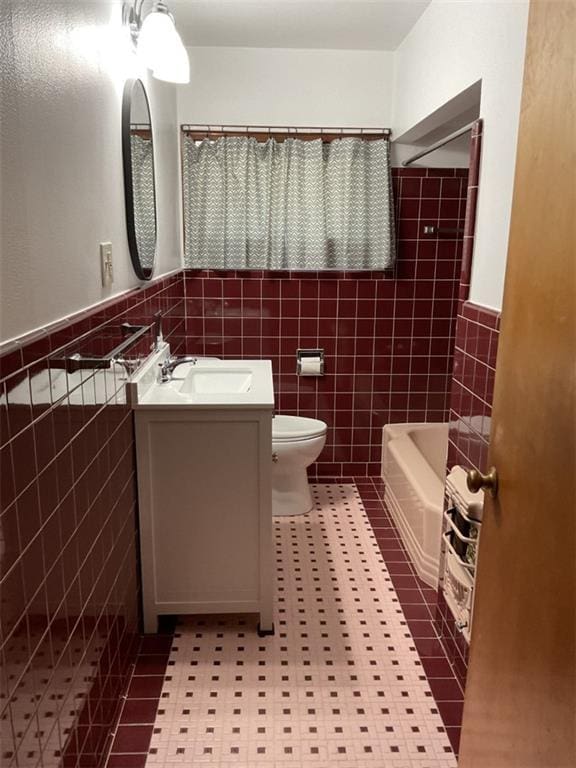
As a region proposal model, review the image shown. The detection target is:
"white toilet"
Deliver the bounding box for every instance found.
[272,415,328,516]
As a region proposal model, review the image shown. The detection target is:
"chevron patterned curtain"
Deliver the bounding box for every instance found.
[130,134,156,271]
[182,135,395,271]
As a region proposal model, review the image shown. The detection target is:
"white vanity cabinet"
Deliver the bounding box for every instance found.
[130,352,274,635]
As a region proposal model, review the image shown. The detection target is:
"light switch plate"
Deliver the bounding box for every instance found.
[100,242,113,287]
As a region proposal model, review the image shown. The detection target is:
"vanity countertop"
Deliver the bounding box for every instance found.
[130,352,275,410]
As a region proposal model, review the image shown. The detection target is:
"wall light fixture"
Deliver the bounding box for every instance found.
[124,0,190,84]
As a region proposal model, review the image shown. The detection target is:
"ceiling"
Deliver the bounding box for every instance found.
[169,1,432,51]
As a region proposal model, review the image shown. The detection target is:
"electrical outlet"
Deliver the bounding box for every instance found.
[100,242,113,287]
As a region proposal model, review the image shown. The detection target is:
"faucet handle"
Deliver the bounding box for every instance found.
[159,355,199,383]
[159,354,176,382]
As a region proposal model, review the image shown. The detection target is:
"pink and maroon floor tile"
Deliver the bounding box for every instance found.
[108,483,461,766]
[355,478,465,755]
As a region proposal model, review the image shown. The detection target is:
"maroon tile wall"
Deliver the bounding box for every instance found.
[436,300,500,691]
[182,168,469,477]
[447,302,500,474]
[0,167,472,764]
[106,621,175,767]
[0,274,185,767]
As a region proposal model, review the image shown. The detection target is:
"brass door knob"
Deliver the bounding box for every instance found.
[466,467,499,498]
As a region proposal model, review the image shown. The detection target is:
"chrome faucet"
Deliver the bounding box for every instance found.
[160,355,198,382]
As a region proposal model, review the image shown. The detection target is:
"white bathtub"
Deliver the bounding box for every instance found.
[381,423,449,588]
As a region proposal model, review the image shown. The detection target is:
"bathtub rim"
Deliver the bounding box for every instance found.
[382,423,448,508]
[381,422,449,589]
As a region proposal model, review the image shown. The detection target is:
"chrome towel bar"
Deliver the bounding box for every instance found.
[53,322,152,373]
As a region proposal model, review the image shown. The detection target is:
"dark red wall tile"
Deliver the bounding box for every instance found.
[181,168,468,477]
[437,299,500,703]
[0,272,185,767]
[0,168,474,760]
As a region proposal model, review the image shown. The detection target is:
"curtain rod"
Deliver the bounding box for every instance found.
[181,124,391,143]
[401,121,476,167]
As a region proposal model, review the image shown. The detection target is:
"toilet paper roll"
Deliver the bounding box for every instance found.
[299,357,322,376]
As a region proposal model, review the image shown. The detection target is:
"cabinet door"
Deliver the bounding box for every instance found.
[136,412,269,616]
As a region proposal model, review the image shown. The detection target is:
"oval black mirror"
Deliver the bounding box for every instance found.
[122,79,157,281]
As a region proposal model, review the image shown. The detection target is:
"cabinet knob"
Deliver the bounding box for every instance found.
[272,452,279,464]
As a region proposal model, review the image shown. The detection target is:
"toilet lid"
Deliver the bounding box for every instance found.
[273,415,327,441]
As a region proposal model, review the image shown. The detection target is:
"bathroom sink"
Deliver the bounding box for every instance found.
[131,346,274,636]
[178,367,252,395]
[129,349,274,409]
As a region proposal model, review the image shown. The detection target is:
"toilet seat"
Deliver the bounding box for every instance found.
[273,415,327,442]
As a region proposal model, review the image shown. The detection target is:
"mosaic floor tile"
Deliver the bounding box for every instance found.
[142,484,456,767]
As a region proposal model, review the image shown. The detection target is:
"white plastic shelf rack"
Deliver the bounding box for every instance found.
[442,466,484,643]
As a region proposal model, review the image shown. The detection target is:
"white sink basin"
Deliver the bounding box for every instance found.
[130,351,274,410]
[178,367,252,395]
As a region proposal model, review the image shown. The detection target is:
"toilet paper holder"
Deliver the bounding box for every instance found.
[296,348,325,376]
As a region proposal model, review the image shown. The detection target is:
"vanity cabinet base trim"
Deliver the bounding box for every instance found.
[257,622,275,637]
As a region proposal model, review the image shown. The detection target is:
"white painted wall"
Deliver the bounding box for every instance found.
[391,140,471,169]
[1,0,529,341]
[0,0,183,345]
[178,46,394,128]
[394,0,530,310]
[177,45,472,167]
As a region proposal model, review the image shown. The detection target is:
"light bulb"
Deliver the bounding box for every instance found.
[137,9,178,71]
[152,32,190,84]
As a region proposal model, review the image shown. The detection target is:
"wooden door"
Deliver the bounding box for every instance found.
[458,1,576,766]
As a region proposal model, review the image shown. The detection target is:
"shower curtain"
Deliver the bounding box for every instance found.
[182,135,395,271]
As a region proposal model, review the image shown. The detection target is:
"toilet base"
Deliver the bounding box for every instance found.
[272,468,314,516]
